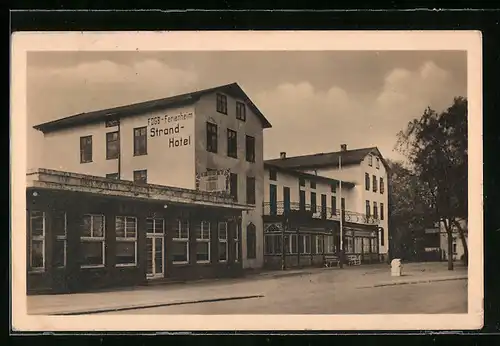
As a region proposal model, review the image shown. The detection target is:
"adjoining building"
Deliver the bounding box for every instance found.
[32,82,272,270]
[26,169,251,294]
[439,218,468,261]
[262,145,390,269]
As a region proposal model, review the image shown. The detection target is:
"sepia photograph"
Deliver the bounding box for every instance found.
[11,31,483,331]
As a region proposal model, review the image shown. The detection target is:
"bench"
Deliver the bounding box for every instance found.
[324,255,339,268]
[347,254,361,266]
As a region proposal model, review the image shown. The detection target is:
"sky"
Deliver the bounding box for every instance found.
[26,50,467,169]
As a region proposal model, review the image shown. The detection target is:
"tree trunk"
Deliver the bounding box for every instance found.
[443,219,454,270]
[452,219,468,266]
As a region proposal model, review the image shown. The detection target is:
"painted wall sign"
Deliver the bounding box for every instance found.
[147,111,194,149]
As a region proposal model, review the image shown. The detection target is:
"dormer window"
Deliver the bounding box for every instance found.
[368,155,373,167]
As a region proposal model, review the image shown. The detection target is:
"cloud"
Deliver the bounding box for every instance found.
[258,61,465,161]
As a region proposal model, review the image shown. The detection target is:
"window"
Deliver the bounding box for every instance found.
[80,136,92,163]
[341,198,346,211]
[53,211,67,268]
[310,181,316,189]
[368,154,373,166]
[299,190,306,211]
[173,219,189,264]
[310,192,317,213]
[316,235,324,254]
[246,223,257,259]
[269,184,278,215]
[299,177,305,187]
[376,157,380,169]
[453,243,457,254]
[264,234,283,255]
[365,173,370,191]
[106,131,120,160]
[218,222,228,262]
[206,122,218,153]
[106,173,119,180]
[227,129,237,158]
[147,218,164,234]
[347,237,354,253]
[371,238,378,253]
[365,200,371,217]
[230,173,238,201]
[305,235,311,254]
[216,93,227,114]
[236,101,246,121]
[133,127,147,156]
[298,235,305,254]
[380,177,385,194]
[290,234,298,254]
[80,214,105,268]
[325,235,335,253]
[115,216,137,266]
[29,210,45,271]
[269,169,277,181]
[247,176,256,205]
[380,203,385,220]
[246,135,256,162]
[373,202,378,219]
[283,186,291,213]
[363,238,371,254]
[331,196,337,215]
[234,223,240,262]
[195,221,211,263]
[331,184,336,193]
[133,170,147,184]
[373,175,378,192]
[311,235,317,254]
[380,227,385,246]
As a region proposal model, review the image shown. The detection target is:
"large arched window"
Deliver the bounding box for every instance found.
[246,223,256,259]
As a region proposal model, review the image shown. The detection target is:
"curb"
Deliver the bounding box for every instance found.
[36,294,265,316]
[356,276,468,289]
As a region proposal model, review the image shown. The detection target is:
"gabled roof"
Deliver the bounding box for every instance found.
[34,82,272,134]
[265,147,390,171]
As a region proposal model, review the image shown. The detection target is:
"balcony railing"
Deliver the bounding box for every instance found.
[263,201,379,226]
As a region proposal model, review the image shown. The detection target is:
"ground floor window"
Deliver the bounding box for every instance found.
[115,216,138,266]
[173,219,189,264]
[325,235,335,253]
[311,235,317,254]
[80,214,106,268]
[304,235,311,254]
[354,237,363,253]
[264,234,283,255]
[234,223,240,262]
[371,237,378,253]
[316,235,324,254]
[290,234,298,254]
[29,210,45,272]
[53,211,67,268]
[363,237,371,254]
[346,237,354,253]
[195,221,211,263]
[218,222,228,262]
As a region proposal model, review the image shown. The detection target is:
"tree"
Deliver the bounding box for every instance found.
[396,97,468,270]
[387,159,435,262]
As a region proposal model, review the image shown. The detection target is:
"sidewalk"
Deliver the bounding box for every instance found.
[27,262,467,315]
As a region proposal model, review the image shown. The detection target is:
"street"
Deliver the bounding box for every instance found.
[28,262,468,316]
[102,269,467,315]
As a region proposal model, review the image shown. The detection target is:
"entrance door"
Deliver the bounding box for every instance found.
[146,218,165,279]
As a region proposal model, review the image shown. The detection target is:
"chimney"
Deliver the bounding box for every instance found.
[340,144,347,152]
[280,152,287,159]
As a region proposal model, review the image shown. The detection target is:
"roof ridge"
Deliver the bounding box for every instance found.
[265,146,377,162]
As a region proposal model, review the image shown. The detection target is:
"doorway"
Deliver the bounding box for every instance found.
[146,218,165,279]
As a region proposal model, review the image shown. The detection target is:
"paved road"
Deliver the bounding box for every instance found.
[105,278,467,315]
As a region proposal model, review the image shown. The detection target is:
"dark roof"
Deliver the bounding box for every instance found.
[265,147,390,171]
[34,82,272,133]
[264,162,356,188]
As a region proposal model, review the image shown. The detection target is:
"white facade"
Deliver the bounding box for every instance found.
[35,86,269,269]
[264,149,390,256]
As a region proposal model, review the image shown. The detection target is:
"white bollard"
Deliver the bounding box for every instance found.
[391,258,402,277]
